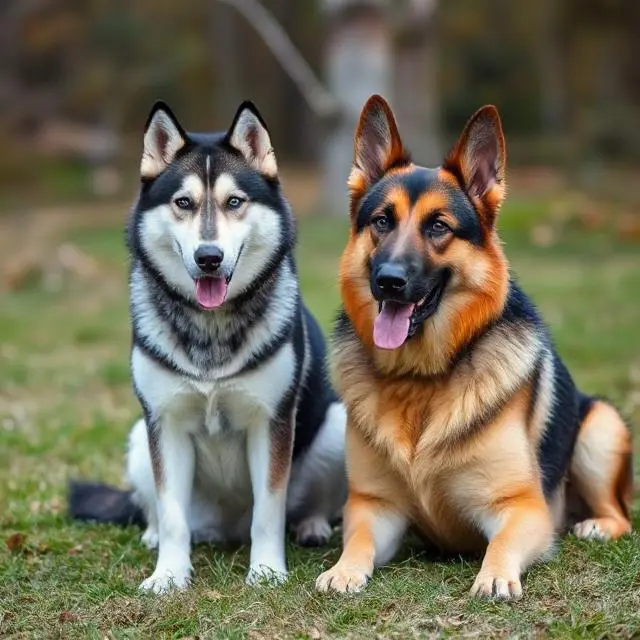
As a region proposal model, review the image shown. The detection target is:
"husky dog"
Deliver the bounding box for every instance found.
[69,101,347,594]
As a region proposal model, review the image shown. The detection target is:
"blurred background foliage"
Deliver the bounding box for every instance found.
[1,0,639,210]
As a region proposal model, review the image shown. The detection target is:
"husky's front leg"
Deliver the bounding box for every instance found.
[245,402,294,585]
[139,417,195,594]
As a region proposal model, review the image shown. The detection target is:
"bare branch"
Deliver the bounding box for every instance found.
[218,0,341,121]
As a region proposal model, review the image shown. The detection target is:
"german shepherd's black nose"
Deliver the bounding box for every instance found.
[375,263,408,295]
[195,245,224,273]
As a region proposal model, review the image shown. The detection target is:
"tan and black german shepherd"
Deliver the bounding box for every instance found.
[315,95,633,599]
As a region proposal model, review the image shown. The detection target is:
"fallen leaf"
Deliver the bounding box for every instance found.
[5,533,26,553]
[58,611,78,624]
[68,544,83,556]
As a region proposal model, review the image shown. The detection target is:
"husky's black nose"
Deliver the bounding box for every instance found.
[194,245,224,273]
[375,263,408,295]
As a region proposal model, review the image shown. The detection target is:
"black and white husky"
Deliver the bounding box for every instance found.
[69,101,347,594]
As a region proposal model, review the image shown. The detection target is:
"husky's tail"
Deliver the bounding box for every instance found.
[68,481,145,527]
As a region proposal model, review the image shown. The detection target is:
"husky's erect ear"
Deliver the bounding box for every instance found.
[226,101,278,178]
[349,95,410,212]
[443,105,506,225]
[141,101,187,179]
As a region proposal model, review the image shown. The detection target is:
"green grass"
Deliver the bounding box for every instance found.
[1,200,639,638]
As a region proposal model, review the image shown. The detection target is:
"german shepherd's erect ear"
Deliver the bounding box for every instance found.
[226,101,278,179]
[348,95,411,215]
[443,106,506,226]
[141,101,187,180]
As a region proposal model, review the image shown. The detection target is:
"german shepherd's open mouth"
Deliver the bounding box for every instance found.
[374,270,450,349]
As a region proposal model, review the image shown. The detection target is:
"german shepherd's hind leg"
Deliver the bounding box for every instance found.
[570,399,633,541]
[471,491,554,600]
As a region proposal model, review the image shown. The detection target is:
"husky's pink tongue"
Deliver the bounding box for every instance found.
[373,301,415,350]
[195,277,228,309]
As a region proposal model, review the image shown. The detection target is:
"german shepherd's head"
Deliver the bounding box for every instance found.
[340,95,510,375]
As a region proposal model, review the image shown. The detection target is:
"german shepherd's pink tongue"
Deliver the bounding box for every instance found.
[373,301,415,350]
[195,277,228,309]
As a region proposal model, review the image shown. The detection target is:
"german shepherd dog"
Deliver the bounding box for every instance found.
[315,95,633,598]
[69,101,346,594]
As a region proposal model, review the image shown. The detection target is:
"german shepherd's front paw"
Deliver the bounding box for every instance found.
[470,570,522,600]
[316,563,369,594]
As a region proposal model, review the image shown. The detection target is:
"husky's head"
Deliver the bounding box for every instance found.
[132,100,292,310]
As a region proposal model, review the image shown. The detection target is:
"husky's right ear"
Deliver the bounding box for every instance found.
[140,101,186,179]
[349,95,410,214]
[226,101,278,178]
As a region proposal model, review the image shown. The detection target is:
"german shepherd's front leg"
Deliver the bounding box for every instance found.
[245,397,294,585]
[316,491,407,593]
[471,491,553,599]
[139,416,195,594]
[316,424,408,593]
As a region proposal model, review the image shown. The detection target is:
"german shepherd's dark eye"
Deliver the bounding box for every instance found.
[426,219,451,237]
[371,215,391,233]
[174,197,193,210]
[226,196,245,210]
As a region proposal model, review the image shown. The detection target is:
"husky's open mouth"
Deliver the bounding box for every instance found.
[373,275,448,350]
[193,243,245,310]
[195,277,228,309]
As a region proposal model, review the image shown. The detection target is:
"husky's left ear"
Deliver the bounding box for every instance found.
[141,101,186,179]
[444,105,506,224]
[226,101,278,178]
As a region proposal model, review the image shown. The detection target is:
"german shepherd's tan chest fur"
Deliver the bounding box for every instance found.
[334,333,547,553]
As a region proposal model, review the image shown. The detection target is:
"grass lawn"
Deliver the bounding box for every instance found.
[0,197,639,638]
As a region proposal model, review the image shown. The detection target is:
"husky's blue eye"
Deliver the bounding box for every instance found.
[226,196,244,210]
[174,197,193,210]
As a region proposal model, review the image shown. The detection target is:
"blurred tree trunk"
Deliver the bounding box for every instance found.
[211,1,242,125]
[391,0,440,166]
[538,0,566,135]
[321,0,392,215]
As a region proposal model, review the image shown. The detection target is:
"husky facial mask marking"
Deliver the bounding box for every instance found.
[137,101,283,310]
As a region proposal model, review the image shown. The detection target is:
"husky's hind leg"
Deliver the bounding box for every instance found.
[570,399,633,540]
[289,402,347,546]
[127,419,159,549]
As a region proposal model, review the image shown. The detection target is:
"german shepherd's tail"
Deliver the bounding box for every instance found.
[68,481,145,527]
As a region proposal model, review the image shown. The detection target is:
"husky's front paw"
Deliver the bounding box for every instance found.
[245,564,288,586]
[316,563,369,594]
[139,567,191,594]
